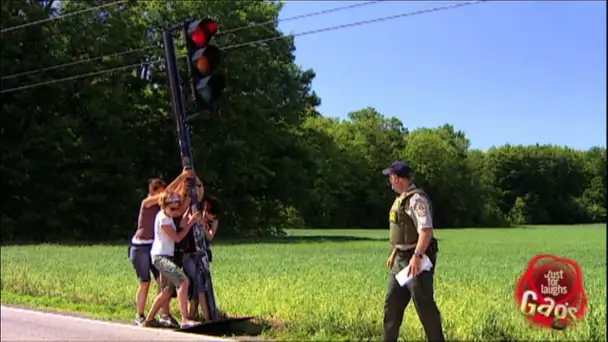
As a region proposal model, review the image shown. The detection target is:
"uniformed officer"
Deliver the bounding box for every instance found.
[382,161,445,342]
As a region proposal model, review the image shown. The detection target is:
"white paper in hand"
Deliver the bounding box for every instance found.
[395,254,434,287]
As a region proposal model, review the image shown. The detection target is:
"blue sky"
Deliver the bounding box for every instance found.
[277,1,606,150]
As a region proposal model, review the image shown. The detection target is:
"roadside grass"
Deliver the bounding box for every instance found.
[1,225,606,341]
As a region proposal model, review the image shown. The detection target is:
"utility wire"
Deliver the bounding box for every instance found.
[0,60,160,94]
[218,1,383,35]
[0,1,485,94]
[1,45,158,80]
[2,1,380,80]
[221,0,485,51]
[1,0,377,36]
[1,0,128,34]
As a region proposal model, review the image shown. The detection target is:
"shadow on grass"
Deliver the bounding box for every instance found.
[2,235,386,247]
[212,235,443,245]
[213,235,385,245]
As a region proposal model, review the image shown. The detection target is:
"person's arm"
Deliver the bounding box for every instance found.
[142,193,163,208]
[176,196,191,217]
[179,208,191,229]
[175,167,194,182]
[161,214,197,242]
[410,194,433,256]
[389,246,398,258]
[203,219,219,241]
[164,168,195,196]
[161,224,189,242]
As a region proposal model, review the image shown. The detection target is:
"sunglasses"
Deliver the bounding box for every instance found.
[168,205,180,212]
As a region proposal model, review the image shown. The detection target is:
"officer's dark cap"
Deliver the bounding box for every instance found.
[382,161,412,178]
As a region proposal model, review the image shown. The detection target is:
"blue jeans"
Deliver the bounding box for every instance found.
[182,254,206,299]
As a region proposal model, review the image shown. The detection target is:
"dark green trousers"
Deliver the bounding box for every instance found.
[383,242,445,342]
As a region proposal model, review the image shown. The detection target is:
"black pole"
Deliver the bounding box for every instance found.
[162,28,219,322]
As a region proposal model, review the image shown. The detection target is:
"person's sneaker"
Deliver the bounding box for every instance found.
[180,321,200,329]
[142,319,163,328]
[158,314,179,328]
[134,314,145,326]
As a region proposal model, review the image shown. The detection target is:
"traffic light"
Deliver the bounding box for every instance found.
[184,19,226,111]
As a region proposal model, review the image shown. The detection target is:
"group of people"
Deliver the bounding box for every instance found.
[127,168,220,329]
[127,160,446,341]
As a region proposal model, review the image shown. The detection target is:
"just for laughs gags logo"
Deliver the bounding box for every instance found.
[514,254,587,330]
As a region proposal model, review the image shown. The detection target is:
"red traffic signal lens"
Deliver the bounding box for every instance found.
[190,27,207,48]
[187,19,218,48]
[203,20,217,35]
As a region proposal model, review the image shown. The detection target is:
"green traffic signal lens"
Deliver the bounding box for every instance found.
[196,78,215,105]
[199,87,213,104]
[194,75,225,109]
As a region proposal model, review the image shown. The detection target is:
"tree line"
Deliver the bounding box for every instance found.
[1,0,605,242]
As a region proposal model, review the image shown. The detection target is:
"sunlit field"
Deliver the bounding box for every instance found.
[1,225,606,341]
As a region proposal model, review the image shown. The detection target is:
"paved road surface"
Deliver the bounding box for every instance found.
[1,306,233,341]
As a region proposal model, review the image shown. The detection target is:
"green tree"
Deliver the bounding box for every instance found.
[402,125,476,228]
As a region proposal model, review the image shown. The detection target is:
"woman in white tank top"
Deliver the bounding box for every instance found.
[142,191,200,329]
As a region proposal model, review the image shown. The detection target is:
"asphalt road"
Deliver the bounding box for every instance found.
[1,306,233,341]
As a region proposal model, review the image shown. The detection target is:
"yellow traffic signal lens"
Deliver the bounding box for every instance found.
[195,58,209,75]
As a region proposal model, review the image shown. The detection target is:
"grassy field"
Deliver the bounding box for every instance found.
[1,225,606,341]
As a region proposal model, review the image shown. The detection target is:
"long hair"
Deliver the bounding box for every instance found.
[164,174,204,202]
[203,194,221,218]
[158,191,182,209]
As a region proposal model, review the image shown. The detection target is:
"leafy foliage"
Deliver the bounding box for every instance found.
[1,0,605,242]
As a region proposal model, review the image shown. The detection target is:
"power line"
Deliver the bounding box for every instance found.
[0,1,485,94]
[0,0,127,34]
[1,1,378,80]
[219,1,383,36]
[221,0,486,51]
[1,45,158,80]
[0,60,160,94]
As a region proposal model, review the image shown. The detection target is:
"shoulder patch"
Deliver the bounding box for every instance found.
[414,202,426,217]
[410,193,429,217]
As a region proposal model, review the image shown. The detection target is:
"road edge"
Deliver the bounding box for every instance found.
[1,305,235,341]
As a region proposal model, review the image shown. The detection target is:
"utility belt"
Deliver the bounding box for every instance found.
[391,237,439,276]
[395,237,439,258]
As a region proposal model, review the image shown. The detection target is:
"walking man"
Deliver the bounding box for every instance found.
[381,161,445,342]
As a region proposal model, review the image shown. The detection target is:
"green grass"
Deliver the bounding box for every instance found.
[1,225,606,341]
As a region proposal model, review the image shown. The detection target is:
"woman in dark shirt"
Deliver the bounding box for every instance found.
[181,194,221,321]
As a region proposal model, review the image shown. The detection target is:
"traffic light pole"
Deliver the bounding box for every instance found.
[162,28,219,322]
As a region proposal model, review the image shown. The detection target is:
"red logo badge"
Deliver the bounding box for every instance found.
[515,254,587,330]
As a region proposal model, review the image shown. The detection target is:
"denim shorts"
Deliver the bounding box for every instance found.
[128,243,159,283]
